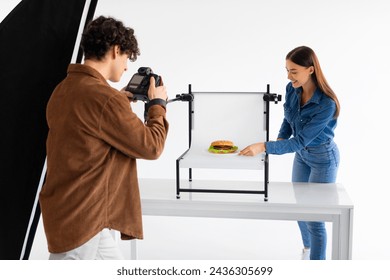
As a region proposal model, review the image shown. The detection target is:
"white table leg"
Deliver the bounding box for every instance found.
[130,240,138,260]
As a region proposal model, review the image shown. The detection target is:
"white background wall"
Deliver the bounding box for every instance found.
[2,0,389,260]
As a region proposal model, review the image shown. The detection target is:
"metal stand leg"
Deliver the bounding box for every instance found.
[176,159,181,199]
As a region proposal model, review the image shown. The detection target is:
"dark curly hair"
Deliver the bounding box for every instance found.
[81,16,140,61]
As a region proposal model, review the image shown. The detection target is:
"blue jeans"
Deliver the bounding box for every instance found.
[292,141,340,260]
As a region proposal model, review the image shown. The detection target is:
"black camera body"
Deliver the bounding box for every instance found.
[125,67,161,102]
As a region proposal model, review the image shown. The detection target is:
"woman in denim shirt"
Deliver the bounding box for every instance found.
[240,46,340,260]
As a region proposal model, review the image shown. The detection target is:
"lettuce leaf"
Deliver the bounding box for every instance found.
[208,145,238,154]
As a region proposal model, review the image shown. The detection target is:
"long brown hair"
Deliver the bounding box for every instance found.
[286,46,340,118]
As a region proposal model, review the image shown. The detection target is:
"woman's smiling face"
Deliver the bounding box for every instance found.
[285,59,314,88]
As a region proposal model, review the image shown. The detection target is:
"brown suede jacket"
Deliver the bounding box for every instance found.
[39,64,169,253]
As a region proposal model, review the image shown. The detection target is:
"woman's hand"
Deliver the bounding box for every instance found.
[239,142,266,156]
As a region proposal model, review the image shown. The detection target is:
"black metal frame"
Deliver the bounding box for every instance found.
[176,84,281,201]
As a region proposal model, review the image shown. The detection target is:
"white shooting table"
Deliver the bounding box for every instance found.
[131,178,353,260]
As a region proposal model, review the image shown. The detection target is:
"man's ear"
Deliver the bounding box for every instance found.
[112,45,120,59]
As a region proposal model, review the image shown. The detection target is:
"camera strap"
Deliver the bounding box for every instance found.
[146,98,167,111]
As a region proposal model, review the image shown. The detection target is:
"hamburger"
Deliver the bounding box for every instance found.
[208,140,238,154]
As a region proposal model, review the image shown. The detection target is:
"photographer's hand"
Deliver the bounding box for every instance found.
[148,76,167,101]
[120,87,137,103]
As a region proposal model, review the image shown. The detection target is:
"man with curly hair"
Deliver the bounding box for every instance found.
[39,16,169,260]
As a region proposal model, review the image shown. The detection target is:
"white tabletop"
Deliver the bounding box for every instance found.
[137,178,354,259]
[139,179,353,211]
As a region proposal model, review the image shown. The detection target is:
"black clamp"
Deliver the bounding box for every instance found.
[167,93,194,103]
[263,92,282,104]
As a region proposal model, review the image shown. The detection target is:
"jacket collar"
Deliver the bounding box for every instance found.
[67,64,110,86]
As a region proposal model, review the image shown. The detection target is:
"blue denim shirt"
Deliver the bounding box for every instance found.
[265,82,337,155]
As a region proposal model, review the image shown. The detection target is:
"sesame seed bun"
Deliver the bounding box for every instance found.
[208,140,238,154]
[210,140,234,147]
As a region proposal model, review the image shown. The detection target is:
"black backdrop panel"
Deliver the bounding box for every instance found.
[0,0,97,259]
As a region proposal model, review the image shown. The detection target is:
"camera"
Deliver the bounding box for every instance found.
[125,67,161,102]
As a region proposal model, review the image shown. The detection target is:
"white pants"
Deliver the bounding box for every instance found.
[49,229,124,260]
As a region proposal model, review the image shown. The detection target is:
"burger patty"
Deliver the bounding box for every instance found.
[213,145,233,150]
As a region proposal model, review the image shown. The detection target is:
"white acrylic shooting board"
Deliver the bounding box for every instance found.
[180,92,266,170]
